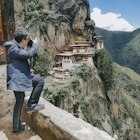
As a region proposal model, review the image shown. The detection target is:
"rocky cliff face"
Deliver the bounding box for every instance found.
[43,64,113,135]
[14,0,95,69]
[0,66,14,122]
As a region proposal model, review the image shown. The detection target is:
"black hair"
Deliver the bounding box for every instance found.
[15,35,27,43]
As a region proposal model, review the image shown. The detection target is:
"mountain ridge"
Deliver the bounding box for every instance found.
[95,27,140,74]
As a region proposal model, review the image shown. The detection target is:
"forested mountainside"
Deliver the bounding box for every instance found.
[95,27,140,74]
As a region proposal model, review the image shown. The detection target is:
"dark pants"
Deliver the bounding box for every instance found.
[13,76,44,131]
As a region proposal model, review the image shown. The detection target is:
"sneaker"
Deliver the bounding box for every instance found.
[27,104,45,113]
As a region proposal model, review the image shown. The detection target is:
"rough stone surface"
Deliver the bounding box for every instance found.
[0,65,14,119]
[0,131,8,140]
[23,97,115,140]
[29,135,42,140]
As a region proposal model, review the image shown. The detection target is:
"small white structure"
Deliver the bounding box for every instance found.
[94,36,104,49]
[56,52,75,70]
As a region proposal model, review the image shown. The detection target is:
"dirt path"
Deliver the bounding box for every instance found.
[0,65,41,140]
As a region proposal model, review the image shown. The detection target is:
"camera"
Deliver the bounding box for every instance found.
[27,40,33,47]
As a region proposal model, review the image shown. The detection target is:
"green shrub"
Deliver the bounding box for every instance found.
[122,92,140,128]
[74,64,93,81]
[33,56,48,76]
[95,49,113,91]
[113,118,122,131]
[43,79,70,106]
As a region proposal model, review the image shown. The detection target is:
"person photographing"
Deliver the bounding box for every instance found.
[4,27,45,133]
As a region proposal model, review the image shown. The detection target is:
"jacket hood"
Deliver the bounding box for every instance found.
[4,41,14,48]
[4,39,18,48]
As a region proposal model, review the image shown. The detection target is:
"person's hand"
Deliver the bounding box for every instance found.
[32,37,38,44]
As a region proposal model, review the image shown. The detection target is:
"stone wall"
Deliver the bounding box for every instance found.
[0,65,14,120]
[23,97,115,140]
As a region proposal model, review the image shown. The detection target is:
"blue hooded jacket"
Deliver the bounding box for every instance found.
[4,39,39,92]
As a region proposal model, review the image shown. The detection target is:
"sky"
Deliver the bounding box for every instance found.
[89,0,140,31]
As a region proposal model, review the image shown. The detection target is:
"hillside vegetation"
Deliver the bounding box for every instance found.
[43,49,140,139]
[95,27,140,74]
[113,63,140,138]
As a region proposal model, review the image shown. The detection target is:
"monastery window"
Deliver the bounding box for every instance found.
[75,56,82,61]
[83,58,87,62]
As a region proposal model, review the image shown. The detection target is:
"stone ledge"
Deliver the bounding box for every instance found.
[0,131,8,140]
[23,97,115,140]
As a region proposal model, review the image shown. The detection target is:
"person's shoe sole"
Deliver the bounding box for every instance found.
[27,106,45,113]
